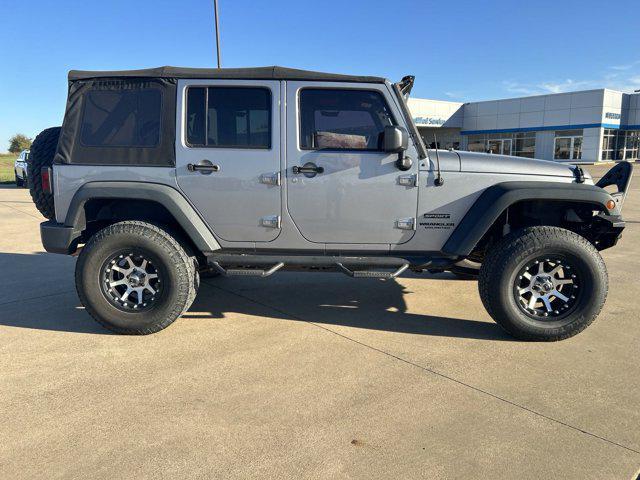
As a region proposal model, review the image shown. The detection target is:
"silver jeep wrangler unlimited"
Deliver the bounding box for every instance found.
[29,66,633,340]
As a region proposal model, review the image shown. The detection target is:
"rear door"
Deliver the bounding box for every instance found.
[285,82,419,244]
[175,80,282,242]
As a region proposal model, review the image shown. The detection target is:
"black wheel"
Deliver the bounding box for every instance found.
[479,226,608,341]
[14,173,24,188]
[76,221,199,335]
[28,126,60,219]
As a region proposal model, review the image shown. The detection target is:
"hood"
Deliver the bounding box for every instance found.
[457,151,577,178]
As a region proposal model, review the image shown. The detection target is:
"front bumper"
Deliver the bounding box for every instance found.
[40,221,80,254]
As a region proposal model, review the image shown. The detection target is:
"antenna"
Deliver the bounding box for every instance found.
[213,0,222,68]
[433,132,444,186]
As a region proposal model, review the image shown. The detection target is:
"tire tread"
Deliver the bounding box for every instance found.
[479,226,608,341]
[76,220,198,335]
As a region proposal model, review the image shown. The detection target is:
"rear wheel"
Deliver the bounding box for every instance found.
[76,221,198,335]
[479,226,608,341]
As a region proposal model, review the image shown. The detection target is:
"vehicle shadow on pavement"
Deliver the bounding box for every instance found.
[190,274,510,341]
[0,252,111,335]
[0,252,508,340]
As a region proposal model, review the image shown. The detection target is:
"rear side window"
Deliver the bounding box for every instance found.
[299,89,395,151]
[80,89,162,147]
[186,87,271,149]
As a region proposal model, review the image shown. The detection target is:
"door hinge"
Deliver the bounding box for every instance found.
[260,215,281,229]
[259,172,281,186]
[396,217,416,230]
[398,173,418,187]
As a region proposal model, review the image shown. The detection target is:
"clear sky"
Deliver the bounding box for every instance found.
[2,0,640,151]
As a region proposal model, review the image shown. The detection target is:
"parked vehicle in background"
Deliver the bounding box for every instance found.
[14,150,29,187]
[28,66,633,340]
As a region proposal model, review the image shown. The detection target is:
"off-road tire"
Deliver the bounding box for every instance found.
[76,221,199,335]
[479,226,608,341]
[28,126,61,219]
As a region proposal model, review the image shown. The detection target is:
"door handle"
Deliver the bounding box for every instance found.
[187,160,220,175]
[292,162,324,177]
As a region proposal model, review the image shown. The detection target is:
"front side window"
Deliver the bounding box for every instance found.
[80,89,162,147]
[299,89,395,151]
[186,87,271,149]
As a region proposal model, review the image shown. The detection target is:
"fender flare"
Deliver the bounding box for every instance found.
[441,181,616,257]
[64,181,221,252]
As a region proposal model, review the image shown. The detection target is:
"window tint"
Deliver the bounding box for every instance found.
[80,89,162,147]
[186,87,271,148]
[299,89,394,151]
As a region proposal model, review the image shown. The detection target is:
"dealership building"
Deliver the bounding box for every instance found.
[408,89,640,163]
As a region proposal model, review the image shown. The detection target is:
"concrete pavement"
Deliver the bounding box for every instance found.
[0,166,639,479]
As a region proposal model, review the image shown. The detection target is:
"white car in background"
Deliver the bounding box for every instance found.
[14,149,30,187]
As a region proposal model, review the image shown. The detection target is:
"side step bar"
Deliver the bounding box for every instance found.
[210,261,284,277]
[336,262,409,279]
[208,258,411,279]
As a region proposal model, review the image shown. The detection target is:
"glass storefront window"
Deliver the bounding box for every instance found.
[554,138,572,160]
[601,129,632,160]
[513,132,536,158]
[604,129,640,161]
[624,131,640,160]
[573,136,582,160]
[467,135,486,152]
[418,128,461,150]
[466,132,536,157]
[554,130,583,161]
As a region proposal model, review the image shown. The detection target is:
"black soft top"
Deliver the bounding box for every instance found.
[68,65,387,84]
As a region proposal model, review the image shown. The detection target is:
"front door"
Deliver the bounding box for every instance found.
[175,80,282,242]
[285,82,419,245]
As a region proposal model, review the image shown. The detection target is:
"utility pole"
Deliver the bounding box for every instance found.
[213,0,222,68]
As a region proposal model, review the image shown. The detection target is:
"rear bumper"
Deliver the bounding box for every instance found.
[40,221,80,254]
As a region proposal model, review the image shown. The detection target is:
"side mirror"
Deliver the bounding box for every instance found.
[383,125,408,153]
[384,125,412,171]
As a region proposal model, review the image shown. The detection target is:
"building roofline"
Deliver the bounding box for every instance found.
[461,87,633,105]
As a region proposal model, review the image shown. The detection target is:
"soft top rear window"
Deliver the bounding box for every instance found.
[80,88,162,147]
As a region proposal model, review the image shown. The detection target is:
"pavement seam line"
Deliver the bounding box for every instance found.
[0,289,75,307]
[201,279,640,457]
[0,202,42,220]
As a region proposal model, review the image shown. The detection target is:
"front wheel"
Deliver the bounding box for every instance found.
[479,226,608,341]
[76,221,199,335]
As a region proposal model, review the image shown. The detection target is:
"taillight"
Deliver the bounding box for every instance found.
[41,167,53,195]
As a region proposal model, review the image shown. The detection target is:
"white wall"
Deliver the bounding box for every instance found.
[626,93,640,127]
[462,89,608,133]
[408,98,463,128]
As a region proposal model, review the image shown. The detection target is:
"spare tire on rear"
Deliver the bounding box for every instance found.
[28,127,61,220]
